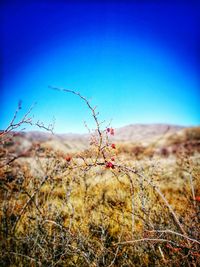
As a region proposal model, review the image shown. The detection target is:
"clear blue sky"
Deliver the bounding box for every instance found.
[1,0,199,133]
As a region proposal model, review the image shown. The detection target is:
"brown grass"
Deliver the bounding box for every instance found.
[0,137,200,266]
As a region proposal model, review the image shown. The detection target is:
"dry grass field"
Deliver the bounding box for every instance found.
[0,91,200,266]
[0,123,200,267]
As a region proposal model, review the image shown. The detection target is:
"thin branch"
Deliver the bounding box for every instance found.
[147,229,200,245]
[49,86,106,162]
[0,103,35,137]
[12,175,49,234]
[115,238,178,246]
[6,251,42,266]
[114,164,188,238]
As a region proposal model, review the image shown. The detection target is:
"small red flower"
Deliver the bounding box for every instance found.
[111,143,116,149]
[106,128,110,133]
[65,156,71,162]
[106,162,114,169]
[111,157,115,161]
[195,196,200,202]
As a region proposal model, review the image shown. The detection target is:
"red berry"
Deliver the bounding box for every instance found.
[106,162,114,169]
[111,143,116,149]
[106,127,114,135]
[195,196,200,202]
[110,128,114,135]
[65,156,71,162]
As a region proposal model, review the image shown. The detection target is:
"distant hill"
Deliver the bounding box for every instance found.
[3,123,185,144]
[1,124,199,156]
[113,124,184,143]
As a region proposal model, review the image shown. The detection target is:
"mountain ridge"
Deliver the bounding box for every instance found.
[2,123,188,141]
[2,123,186,142]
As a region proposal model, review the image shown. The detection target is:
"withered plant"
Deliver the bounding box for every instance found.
[0,89,199,266]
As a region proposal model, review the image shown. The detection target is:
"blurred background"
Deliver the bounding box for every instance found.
[1,0,199,133]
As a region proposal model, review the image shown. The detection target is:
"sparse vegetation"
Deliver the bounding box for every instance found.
[0,89,200,266]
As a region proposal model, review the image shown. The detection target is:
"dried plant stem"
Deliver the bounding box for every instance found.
[189,173,196,208]
[49,86,106,162]
[126,173,135,237]
[116,164,188,238]
[12,175,49,234]
[7,251,42,266]
[148,229,200,245]
[115,238,179,246]
[158,245,166,263]
[0,102,54,138]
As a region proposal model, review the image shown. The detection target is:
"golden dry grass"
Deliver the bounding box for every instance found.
[0,129,200,266]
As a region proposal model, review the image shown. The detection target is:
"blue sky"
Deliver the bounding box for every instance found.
[1,0,199,133]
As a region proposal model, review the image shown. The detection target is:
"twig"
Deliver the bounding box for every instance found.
[115,238,178,246]
[6,251,42,266]
[148,229,200,245]
[12,175,49,234]
[49,86,106,162]
[114,164,188,238]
